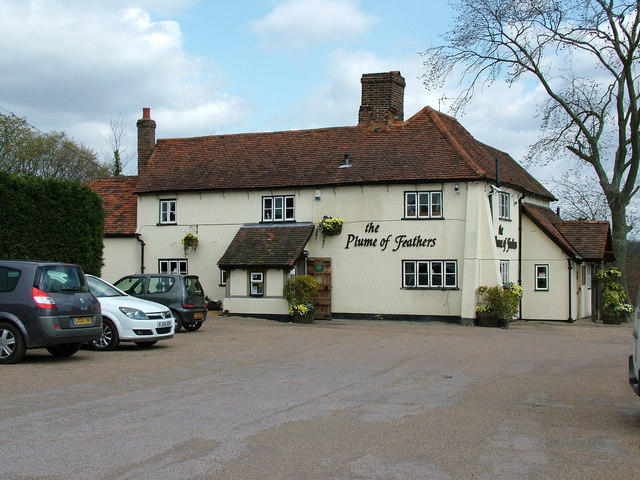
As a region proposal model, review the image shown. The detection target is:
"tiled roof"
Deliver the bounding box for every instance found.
[86,176,138,236]
[137,107,554,200]
[557,221,613,261]
[522,204,613,261]
[218,223,315,268]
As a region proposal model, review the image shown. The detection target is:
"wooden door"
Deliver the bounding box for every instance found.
[307,257,332,319]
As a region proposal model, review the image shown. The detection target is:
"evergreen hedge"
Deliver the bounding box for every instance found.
[0,172,104,275]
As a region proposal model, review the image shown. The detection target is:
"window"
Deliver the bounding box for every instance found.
[402,260,457,289]
[500,260,509,285]
[0,266,20,293]
[250,272,264,296]
[582,265,592,288]
[404,191,443,219]
[262,195,295,222]
[220,268,227,286]
[535,264,549,291]
[148,276,175,294]
[159,199,177,224]
[159,259,187,275]
[498,192,510,220]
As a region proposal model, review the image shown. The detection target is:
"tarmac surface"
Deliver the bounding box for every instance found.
[1,314,639,480]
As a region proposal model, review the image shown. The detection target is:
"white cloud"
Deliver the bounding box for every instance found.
[249,0,378,50]
[0,0,249,174]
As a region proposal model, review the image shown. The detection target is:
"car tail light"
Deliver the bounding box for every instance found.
[182,304,195,309]
[32,287,56,309]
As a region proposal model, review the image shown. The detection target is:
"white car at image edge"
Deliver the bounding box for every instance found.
[630,288,640,396]
[86,275,175,351]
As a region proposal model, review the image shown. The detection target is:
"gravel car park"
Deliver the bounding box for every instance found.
[1,316,639,479]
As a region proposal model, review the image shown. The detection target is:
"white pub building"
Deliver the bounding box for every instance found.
[90,71,612,324]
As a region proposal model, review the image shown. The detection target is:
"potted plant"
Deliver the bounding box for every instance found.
[284,275,319,323]
[475,283,523,328]
[181,232,199,255]
[316,216,344,245]
[596,266,633,324]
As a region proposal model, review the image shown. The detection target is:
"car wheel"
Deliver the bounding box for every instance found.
[46,343,81,357]
[172,311,183,333]
[88,318,120,351]
[0,322,26,364]
[135,341,157,347]
[183,322,203,332]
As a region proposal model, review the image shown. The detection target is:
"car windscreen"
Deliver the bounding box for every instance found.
[87,276,124,298]
[39,265,89,293]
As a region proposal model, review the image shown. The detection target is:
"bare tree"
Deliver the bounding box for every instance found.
[422,0,640,278]
[550,172,611,221]
[100,113,132,176]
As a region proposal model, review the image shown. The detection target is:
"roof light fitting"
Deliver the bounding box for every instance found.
[339,153,352,168]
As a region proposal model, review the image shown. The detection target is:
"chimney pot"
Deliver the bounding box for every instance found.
[142,107,151,119]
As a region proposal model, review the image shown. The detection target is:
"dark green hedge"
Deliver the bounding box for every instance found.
[0,172,104,275]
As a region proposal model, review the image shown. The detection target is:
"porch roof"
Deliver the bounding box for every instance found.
[218,223,315,269]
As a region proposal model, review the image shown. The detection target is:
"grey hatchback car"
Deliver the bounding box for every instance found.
[0,260,102,364]
[114,274,207,332]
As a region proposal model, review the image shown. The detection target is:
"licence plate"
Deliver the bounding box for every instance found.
[157,320,172,328]
[73,317,92,325]
[193,312,203,320]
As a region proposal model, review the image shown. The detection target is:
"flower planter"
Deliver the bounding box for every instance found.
[475,312,500,327]
[291,314,315,324]
[602,312,625,325]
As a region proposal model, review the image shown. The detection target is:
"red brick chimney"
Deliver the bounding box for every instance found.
[358,71,406,127]
[137,107,156,173]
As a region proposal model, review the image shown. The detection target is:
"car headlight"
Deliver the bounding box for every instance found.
[119,307,149,320]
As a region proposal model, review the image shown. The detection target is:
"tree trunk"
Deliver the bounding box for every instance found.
[609,197,631,295]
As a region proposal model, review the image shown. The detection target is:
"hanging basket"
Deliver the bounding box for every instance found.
[181,233,199,255]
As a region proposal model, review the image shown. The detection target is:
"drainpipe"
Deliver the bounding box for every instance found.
[567,259,573,322]
[136,234,145,273]
[518,194,524,321]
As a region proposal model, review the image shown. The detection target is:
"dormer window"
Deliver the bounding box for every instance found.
[262,195,295,222]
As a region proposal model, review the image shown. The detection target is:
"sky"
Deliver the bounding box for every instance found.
[0,0,555,179]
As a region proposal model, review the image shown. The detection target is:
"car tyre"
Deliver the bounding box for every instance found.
[88,318,120,351]
[183,322,203,332]
[0,322,26,364]
[135,341,158,347]
[46,343,81,357]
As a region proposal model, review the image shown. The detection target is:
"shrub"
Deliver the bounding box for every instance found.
[476,283,523,322]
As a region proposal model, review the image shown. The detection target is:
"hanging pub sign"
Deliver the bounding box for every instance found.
[344,222,437,252]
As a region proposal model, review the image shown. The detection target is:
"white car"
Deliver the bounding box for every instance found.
[630,287,640,397]
[86,275,175,351]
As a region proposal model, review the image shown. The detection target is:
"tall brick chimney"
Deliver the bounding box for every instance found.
[358,71,405,127]
[137,107,156,173]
